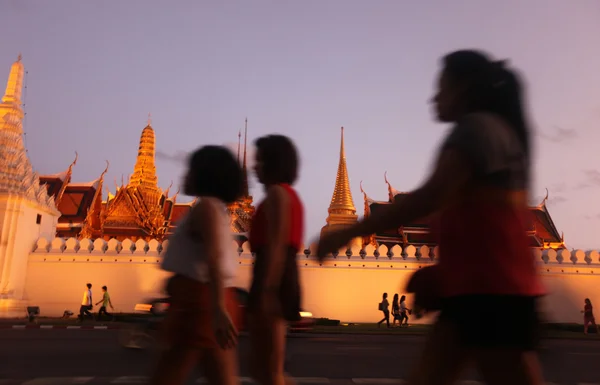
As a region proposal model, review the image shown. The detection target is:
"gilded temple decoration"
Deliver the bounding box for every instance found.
[95,120,170,241]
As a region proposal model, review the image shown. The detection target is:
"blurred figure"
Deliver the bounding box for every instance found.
[582,298,597,335]
[248,135,304,385]
[150,146,243,385]
[317,50,545,385]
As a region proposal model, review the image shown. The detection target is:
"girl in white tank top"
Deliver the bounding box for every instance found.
[150,146,244,385]
[161,198,238,287]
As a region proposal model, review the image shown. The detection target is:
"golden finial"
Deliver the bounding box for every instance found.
[100,160,109,178]
[538,188,549,207]
[241,118,249,197]
[147,113,152,126]
[172,186,181,202]
[237,129,242,164]
[164,180,174,198]
[17,53,22,62]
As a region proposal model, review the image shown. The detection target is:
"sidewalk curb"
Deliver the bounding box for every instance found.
[305,329,600,341]
[0,324,121,330]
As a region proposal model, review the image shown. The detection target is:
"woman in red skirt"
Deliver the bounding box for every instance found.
[248,135,304,385]
[150,146,244,385]
[318,50,545,385]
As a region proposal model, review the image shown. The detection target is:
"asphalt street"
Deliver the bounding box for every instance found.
[0,329,599,384]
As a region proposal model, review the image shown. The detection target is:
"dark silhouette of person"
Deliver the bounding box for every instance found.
[378,292,390,328]
[582,298,597,335]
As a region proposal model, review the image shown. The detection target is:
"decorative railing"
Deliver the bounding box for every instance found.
[30,237,600,267]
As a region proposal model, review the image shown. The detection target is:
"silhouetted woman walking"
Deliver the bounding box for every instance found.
[248,135,304,385]
[317,50,545,385]
[583,298,597,335]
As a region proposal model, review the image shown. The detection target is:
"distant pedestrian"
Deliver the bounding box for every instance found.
[96,286,114,321]
[78,283,93,321]
[392,294,401,326]
[582,298,597,335]
[377,293,390,328]
[399,295,411,327]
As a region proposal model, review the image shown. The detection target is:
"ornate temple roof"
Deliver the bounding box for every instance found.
[362,176,565,249]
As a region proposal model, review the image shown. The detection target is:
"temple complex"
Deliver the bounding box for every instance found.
[0,57,258,242]
[38,115,255,242]
[1,55,564,250]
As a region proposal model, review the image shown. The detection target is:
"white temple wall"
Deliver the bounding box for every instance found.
[23,238,600,324]
[0,197,58,299]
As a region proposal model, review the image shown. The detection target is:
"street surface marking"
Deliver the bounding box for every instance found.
[22,377,93,384]
[40,325,53,329]
[352,379,406,384]
[197,378,328,384]
[567,352,600,356]
[66,326,81,329]
[336,346,383,351]
[197,378,253,384]
[11,325,25,329]
[111,377,149,383]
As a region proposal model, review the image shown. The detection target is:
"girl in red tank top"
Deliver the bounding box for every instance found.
[317,51,545,384]
[247,135,304,385]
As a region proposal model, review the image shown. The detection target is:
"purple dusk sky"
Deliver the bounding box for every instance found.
[1,1,600,248]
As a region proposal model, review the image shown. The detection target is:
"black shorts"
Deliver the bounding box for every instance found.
[438,295,541,351]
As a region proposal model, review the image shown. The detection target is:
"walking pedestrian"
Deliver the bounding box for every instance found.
[247,135,304,385]
[150,146,244,385]
[317,49,545,385]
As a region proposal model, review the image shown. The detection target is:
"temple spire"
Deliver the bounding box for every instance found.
[320,127,359,248]
[241,118,249,197]
[147,113,152,127]
[129,120,158,188]
[0,55,58,213]
[237,129,241,164]
[327,127,356,215]
[2,54,24,105]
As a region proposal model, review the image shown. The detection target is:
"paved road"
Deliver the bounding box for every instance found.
[0,329,599,384]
